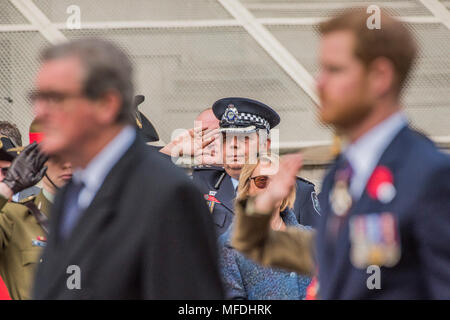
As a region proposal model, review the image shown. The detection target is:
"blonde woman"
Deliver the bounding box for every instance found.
[218,156,311,300]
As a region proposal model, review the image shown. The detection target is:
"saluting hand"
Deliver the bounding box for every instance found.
[2,142,49,195]
[160,126,220,165]
[254,153,303,214]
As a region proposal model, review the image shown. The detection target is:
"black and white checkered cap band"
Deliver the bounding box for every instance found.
[221,112,270,132]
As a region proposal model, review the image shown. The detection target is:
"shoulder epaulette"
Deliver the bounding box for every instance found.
[296,176,315,186]
[17,195,37,204]
[15,186,41,203]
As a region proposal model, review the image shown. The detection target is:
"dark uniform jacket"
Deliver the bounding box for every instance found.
[32,134,224,299]
[0,189,50,299]
[316,126,450,299]
[192,167,320,236]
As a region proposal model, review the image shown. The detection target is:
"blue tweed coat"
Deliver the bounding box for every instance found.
[218,209,312,300]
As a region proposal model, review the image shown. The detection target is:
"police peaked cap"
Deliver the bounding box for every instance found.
[212,97,280,134]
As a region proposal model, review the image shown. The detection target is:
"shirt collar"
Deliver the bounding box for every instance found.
[72,125,136,193]
[230,177,239,191]
[343,111,408,198]
[42,188,55,203]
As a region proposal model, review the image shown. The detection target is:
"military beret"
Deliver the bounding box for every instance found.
[212,97,280,134]
[134,95,159,143]
[0,135,23,161]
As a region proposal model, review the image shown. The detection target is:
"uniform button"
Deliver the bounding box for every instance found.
[290,272,296,278]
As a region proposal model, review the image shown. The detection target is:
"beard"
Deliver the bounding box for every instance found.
[319,89,374,132]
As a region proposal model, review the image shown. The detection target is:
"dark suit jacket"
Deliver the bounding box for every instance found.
[192,168,319,236]
[317,126,450,299]
[32,134,224,299]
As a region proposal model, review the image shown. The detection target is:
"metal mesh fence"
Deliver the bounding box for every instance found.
[0,30,48,142]
[34,0,232,22]
[441,0,450,11]
[242,0,434,18]
[0,0,449,149]
[268,21,450,137]
[0,1,29,24]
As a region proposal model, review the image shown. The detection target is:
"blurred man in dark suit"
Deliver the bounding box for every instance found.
[233,9,450,299]
[31,38,223,299]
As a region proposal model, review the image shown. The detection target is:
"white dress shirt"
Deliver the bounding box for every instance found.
[72,125,136,211]
[231,177,239,193]
[343,112,408,200]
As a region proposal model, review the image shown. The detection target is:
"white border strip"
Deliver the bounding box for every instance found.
[55,19,241,30]
[247,1,419,11]
[418,0,450,29]
[0,24,37,32]
[9,0,66,43]
[0,16,442,33]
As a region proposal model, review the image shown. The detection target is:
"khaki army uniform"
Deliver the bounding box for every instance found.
[0,190,50,300]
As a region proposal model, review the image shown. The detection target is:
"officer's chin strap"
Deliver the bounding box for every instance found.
[44,173,60,191]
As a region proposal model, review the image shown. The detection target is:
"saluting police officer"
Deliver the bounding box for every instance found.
[192,97,320,236]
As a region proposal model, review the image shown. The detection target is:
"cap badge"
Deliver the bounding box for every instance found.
[224,104,239,124]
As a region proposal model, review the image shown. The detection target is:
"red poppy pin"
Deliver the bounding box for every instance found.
[367,166,396,203]
[203,194,221,204]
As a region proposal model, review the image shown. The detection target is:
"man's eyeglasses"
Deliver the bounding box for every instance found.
[249,175,271,189]
[28,91,85,106]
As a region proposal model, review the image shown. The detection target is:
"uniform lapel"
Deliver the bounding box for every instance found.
[34,183,70,298]
[34,190,52,218]
[214,174,235,213]
[316,158,341,296]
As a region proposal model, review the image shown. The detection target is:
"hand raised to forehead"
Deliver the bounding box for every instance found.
[254,153,303,214]
[267,153,303,201]
[159,126,220,166]
[2,142,49,194]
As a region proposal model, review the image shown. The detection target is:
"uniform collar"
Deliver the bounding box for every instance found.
[34,189,52,218]
[42,187,54,204]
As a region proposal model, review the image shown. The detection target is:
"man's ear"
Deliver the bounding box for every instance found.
[368,57,396,98]
[95,90,122,125]
[258,135,271,156]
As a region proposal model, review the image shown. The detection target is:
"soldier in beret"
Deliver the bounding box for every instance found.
[0,134,48,299]
[0,119,73,299]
